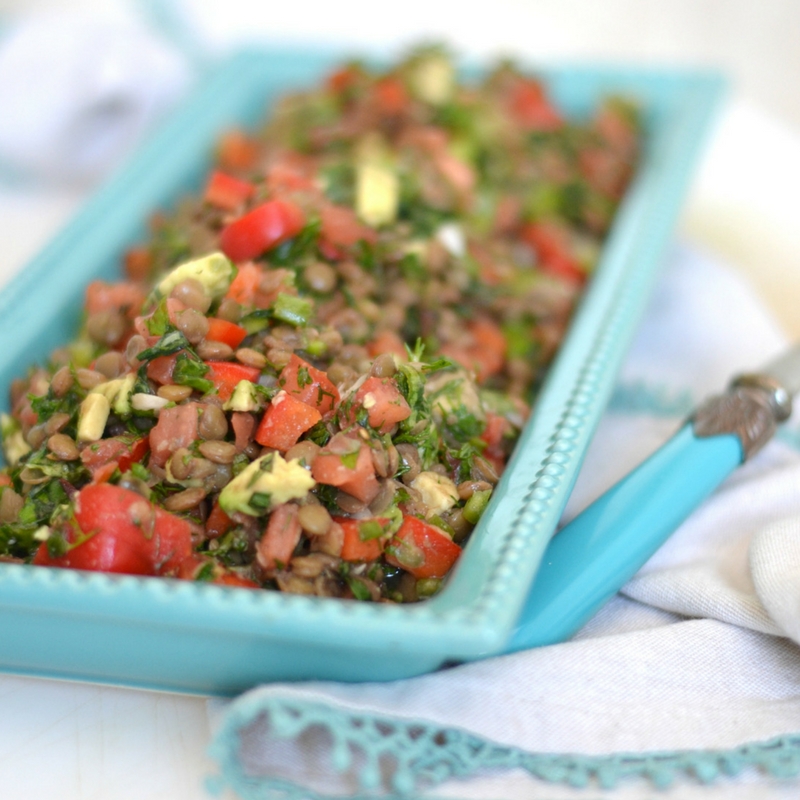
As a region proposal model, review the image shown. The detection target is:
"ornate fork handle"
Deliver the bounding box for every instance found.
[692,373,793,460]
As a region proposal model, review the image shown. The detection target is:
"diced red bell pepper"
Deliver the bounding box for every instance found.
[205,500,233,539]
[206,362,261,402]
[278,354,339,415]
[255,391,322,451]
[256,503,302,570]
[343,376,411,434]
[204,170,255,211]
[310,434,380,504]
[385,516,461,579]
[205,317,248,349]
[33,483,193,577]
[219,200,305,263]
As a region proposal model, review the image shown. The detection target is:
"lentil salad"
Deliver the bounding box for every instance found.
[0,48,640,603]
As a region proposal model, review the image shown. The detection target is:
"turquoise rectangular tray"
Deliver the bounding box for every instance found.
[0,48,723,695]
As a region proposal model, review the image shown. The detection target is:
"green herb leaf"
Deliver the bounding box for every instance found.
[136,329,190,363]
[173,354,214,394]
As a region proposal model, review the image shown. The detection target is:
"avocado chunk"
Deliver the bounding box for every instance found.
[77,393,111,443]
[223,380,262,413]
[90,374,136,416]
[0,413,30,466]
[410,471,459,519]
[218,452,315,516]
[154,251,236,303]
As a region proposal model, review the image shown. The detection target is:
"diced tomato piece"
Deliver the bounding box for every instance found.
[33,484,192,577]
[204,170,255,211]
[205,317,248,349]
[152,507,196,574]
[217,129,259,172]
[256,503,302,570]
[440,316,507,383]
[206,362,261,402]
[311,434,380,504]
[231,411,256,452]
[90,462,118,484]
[336,517,386,562]
[344,376,411,434]
[0,475,12,488]
[509,79,562,131]
[225,262,262,306]
[372,76,409,114]
[278,354,339,416]
[385,516,461,579]
[520,221,586,285]
[366,330,408,361]
[219,200,305,262]
[255,391,322,451]
[85,281,146,319]
[470,316,507,359]
[80,436,149,478]
[493,195,523,234]
[265,161,319,195]
[205,501,233,539]
[146,352,180,385]
[177,555,260,588]
[481,412,511,455]
[213,572,261,588]
[434,150,475,197]
[320,203,377,249]
[148,403,200,467]
[123,247,153,282]
[326,65,360,95]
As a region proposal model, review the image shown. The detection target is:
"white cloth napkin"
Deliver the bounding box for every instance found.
[207,245,800,799]
[0,12,189,184]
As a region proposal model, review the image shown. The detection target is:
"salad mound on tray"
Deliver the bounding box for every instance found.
[0,47,640,602]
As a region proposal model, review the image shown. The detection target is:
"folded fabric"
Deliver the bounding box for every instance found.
[207,245,800,799]
[0,12,189,184]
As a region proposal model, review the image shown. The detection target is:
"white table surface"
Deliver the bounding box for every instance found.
[0,87,799,800]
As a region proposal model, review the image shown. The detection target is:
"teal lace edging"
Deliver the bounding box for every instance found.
[206,696,800,800]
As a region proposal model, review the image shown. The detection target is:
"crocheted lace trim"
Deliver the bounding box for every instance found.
[207,696,800,799]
